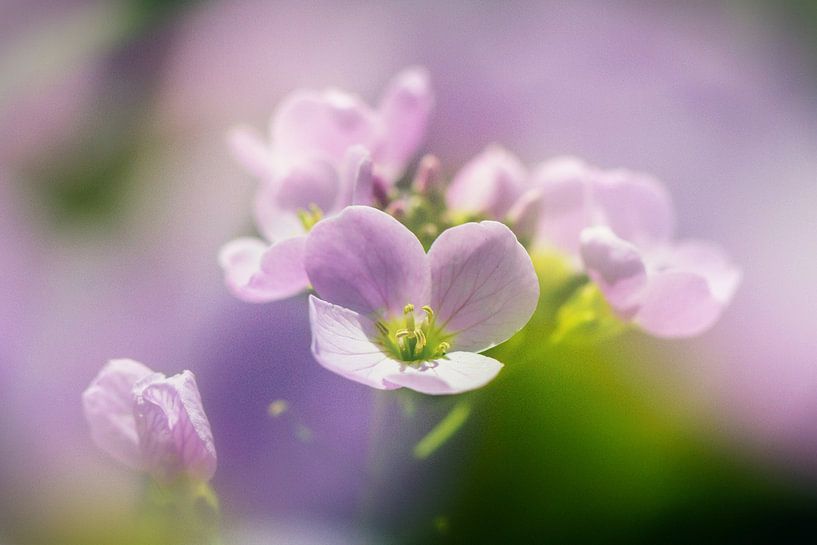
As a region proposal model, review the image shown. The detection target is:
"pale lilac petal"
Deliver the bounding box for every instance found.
[219,237,270,302]
[82,359,154,471]
[337,145,373,207]
[308,296,401,390]
[305,206,430,317]
[253,182,304,241]
[253,158,340,240]
[626,239,740,337]
[134,371,217,482]
[662,240,741,303]
[429,221,539,353]
[270,89,378,165]
[446,145,528,218]
[383,352,503,395]
[506,188,544,240]
[376,66,434,181]
[593,169,675,246]
[531,156,594,257]
[227,125,274,178]
[632,271,724,338]
[580,227,647,315]
[219,236,309,302]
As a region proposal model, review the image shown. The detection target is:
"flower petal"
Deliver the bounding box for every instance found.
[531,156,594,258]
[632,271,724,338]
[629,239,740,338]
[270,89,378,165]
[134,371,217,482]
[219,236,308,302]
[252,158,340,241]
[662,240,741,303]
[252,181,304,241]
[376,66,434,181]
[446,145,528,218]
[227,124,274,178]
[82,359,154,471]
[305,206,430,317]
[308,295,401,390]
[337,145,374,207]
[429,221,539,353]
[593,169,675,246]
[383,352,503,395]
[580,226,647,316]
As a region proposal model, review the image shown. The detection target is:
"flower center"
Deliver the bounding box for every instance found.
[376,304,452,363]
[297,204,324,231]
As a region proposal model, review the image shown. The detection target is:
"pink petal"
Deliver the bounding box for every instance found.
[446,145,528,218]
[376,66,434,181]
[662,239,741,303]
[253,181,304,242]
[429,221,539,353]
[219,237,309,303]
[506,188,545,240]
[270,89,378,165]
[82,359,154,471]
[253,158,341,241]
[304,206,430,318]
[633,271,724,338]
[308,296,401,390]
[337,145,374,207]
[593,169,675,246]
[631,239,740,337]
[134,371,217,482]
[530,156,594,257]
[227,124,274,178]
[383,351,503,395]
[579,227,647,316]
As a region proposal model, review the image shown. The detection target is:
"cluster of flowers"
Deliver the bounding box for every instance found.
[82,68,739,486]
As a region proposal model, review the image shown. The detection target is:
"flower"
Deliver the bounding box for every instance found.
[220,67,434,303]
[530,157,675,260]
[527,159,739,337]
[445,145,528,219]
[304,206,539,394]
[446,148,739,337]
[82,359,217,483]
[219,146,372,302]
[580,226,740,338]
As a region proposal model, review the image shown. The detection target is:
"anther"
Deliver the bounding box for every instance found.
[421,305,434,323]
[403,304,415,331]
[436,341,450,356]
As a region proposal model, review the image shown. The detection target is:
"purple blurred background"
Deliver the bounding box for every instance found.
[2,0,817,541]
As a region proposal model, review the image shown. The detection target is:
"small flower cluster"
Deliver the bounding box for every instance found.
[219,67,740,394]
[83,67,740,482]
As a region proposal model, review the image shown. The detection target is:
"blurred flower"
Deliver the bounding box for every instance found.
[581,226,740,337]
[220,67,434,304]
[219,147,372,302]
[305,206,538,394]
[228,66,433,184]
[82,359,217,483]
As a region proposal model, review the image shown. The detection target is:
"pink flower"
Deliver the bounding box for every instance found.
[219,146,372,302]
[304,206,539,394]
[82,359,217,483]
[581,226,740,338]
[448,149,739,337]
[529,159,739,337]
[220,67,433,303]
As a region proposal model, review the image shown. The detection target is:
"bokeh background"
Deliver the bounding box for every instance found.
[2,1,817,543]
